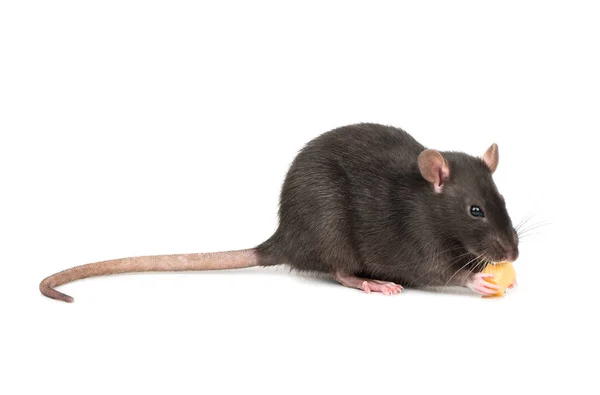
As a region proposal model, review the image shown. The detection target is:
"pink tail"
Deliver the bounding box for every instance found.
[39,249,259,302]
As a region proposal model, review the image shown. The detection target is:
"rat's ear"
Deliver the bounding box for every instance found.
[482,143,499,173]
[418,149,449,193]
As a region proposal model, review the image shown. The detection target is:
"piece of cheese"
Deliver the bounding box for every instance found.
[481,261,516,298]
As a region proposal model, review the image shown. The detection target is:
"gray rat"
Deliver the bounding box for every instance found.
[40,123,519,302]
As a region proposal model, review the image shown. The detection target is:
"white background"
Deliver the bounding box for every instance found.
[1,1,599,394]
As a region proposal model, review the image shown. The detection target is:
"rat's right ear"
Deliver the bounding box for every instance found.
[418,149,449,193]
[482,143,499,174]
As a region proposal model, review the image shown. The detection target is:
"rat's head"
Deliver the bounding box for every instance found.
[418,144,519,263]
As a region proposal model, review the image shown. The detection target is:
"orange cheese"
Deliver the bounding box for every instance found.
[481,261,516,298]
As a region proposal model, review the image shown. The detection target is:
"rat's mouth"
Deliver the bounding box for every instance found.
[485,251,518,264]
[487,256,517,265]
[464,248,505,268]
[467,244,516,265]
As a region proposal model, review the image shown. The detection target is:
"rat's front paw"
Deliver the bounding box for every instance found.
[467,273,501,296]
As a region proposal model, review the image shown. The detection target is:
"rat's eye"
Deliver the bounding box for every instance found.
[470,206,485,217]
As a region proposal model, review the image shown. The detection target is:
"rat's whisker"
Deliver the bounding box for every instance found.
[395,245,467,271]
[515,213,536,232]
[442,251,487,289]
[517,221,551,238]
[413,249,475,284]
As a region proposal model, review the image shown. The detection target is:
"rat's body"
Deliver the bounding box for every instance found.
[40,123,519,302]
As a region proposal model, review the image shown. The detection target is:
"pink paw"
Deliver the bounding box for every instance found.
[360,280,403,295]
[333,271,403,296]
[467,273,501,296]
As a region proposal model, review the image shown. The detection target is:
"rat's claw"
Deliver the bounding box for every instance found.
[373,280,403,295]
[371,281,403,295]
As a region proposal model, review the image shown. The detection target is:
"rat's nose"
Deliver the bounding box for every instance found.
[503,241,519,262]
[499,230,519,262]
[505,246,519,262]
[502,228,519,262]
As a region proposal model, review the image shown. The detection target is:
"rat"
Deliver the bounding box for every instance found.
[40,123,519,302]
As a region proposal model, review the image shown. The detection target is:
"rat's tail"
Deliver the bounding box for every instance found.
[40,248,261,303]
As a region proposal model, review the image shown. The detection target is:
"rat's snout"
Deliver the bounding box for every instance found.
[501,229,519,262]
[503,244,519,262]
[489,230,519,263]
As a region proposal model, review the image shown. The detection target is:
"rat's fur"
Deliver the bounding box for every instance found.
[40,123,518,302]
[256,123,518,288]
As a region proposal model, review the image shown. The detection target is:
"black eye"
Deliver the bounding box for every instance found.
[470,206,485,217]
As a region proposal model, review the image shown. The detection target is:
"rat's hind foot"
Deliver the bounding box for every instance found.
[333,271,403,295]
